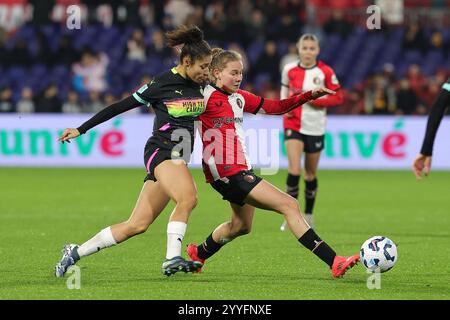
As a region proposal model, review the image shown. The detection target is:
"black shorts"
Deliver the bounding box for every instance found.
[143,143,171,182]
[210,170,262,206]
[284,129,325,153]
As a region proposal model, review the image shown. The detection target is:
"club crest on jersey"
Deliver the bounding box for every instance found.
[313,76,321,85]
[236,98,243,109]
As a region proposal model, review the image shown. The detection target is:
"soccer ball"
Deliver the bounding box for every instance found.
[360,236,398,273]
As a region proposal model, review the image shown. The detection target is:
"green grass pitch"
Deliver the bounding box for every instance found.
[0,168,449,300]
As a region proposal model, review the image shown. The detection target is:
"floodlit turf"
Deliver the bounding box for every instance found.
[0,168,449,300]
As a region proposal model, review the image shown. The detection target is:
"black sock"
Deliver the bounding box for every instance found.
[298,228,336,267]
[197,233,224,260]
[304,178,317,214]
[286,173,300,199]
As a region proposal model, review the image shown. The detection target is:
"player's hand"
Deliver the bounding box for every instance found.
[311,87,336,99]
[412,154,432,180]
[58,128,80,144]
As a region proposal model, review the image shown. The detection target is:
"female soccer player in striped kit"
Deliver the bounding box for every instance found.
[55,26,212,277]
[280,34,343,230]
[186,48,359,278]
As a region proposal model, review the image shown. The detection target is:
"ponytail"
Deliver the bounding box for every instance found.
[165,25,211,63]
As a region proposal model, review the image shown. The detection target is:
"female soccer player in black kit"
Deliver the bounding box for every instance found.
[55,26,212,277]
[413,78,450,180]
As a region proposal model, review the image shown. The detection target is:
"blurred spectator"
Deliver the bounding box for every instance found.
[251,41,281,83]
[364,75,396,115]
[127,29,147,62]
[0,87,15,112]
[406,64,426,99]
[244,9,266,43]
[279,43,299,73]
[421,79,442,108]
[184,6,205,29]
[237,0,254,23]
[72,49,109,93]
[395,78,419,115]
[123,0,143,27]
[223,5,245,44]
[148,30,174,65]
[323,10,353,39]
[375,0,403,25]
[382,63,396,84]
[62,91,82,113]
[84,91,104,113]
[164,0,195,27]
[204,2,227,43]
[275,14,301,43]
[429,30,449,56]
[35,85,62,113]
[103,92,117,106]
[402,22,427,53]
[17,87,35,113]
[340,89,364,114]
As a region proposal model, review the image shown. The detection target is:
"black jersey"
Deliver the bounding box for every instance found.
[420,77,450,156]
[132,67,205,152]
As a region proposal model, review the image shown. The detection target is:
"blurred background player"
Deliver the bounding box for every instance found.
[55,26,212,277]
[280,34,343,230]
[413,77,450,179]
[187,49,359,278]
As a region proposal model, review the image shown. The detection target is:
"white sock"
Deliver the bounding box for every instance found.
[166,221,187,259]
[77,227,117,258]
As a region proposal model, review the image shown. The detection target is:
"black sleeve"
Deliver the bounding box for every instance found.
[420,89,450,156]
[77,96,142,134]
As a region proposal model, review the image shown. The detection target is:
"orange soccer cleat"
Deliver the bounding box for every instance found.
[186,243,205,273]
[331,254,360,278]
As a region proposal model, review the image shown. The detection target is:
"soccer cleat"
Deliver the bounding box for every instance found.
[162,256,203,276]
[186,243,205,273]
[55,244,80,278]
[331,254,360,278]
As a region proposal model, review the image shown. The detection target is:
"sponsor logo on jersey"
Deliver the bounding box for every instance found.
[165,99,205,117]
[212,117,244,128]
[236,98,243,109]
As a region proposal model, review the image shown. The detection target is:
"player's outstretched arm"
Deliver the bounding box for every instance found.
[58,95,142,144]
[258,87,335,115]
[412,154,432,180]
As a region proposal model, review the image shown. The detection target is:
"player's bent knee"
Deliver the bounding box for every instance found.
[177,194,198,212]
[280,197,300,214]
